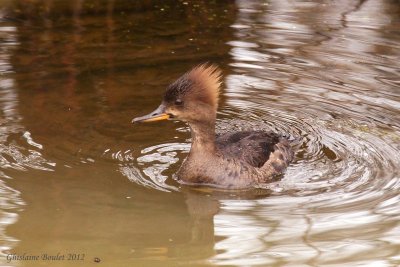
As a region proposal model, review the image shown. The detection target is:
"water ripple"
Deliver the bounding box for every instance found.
[105,143,190,191]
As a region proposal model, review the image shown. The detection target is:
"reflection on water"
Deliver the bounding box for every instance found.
[214,0,400,265]
[0,17,55,266]
[0,0,399,266]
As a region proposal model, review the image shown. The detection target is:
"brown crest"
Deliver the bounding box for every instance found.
[164,64,222,109]
[188,64,222,108]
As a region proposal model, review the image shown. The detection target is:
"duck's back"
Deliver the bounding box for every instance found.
[216,131,294,180]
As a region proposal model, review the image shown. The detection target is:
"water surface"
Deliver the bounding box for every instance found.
[0,0,399,266]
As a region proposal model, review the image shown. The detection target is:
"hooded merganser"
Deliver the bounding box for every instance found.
[133,64,294,189]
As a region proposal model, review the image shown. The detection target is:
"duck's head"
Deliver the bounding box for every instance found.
[133,64,222,124]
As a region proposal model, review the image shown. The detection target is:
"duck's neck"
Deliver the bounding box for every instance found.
[188,120,216,155]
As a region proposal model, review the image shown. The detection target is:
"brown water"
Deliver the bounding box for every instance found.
[0,0,399,266]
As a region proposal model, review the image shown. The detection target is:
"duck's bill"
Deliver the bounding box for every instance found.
[132,105,170,123]
[133,113,170,123]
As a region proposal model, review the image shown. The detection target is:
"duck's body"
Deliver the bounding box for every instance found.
[133,64,294,189]
[179,130,293,188]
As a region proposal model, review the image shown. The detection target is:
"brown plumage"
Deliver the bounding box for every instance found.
[133,64,294,189]
[165,64,221,108]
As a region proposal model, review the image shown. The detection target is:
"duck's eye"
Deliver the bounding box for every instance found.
[175,99,183,106]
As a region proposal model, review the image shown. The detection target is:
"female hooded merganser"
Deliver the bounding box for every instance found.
[133,64,294,189]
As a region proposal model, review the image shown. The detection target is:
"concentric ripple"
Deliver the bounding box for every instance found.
[207,99,400,265]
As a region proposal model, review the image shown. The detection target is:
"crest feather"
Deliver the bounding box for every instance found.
[188,64,222,108]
